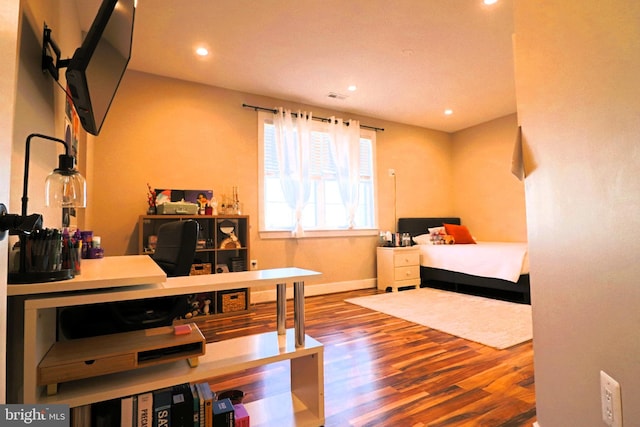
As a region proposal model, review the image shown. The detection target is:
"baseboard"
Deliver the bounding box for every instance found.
[250,278,376,304]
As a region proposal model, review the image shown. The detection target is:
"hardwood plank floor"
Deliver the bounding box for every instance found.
[197,288,536,426]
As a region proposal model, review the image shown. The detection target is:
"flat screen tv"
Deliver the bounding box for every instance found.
[65,0,136,136]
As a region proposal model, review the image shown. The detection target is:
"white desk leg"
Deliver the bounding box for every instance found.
[276,283,286,335]
[23,306,56,403]
[294,281,305,347]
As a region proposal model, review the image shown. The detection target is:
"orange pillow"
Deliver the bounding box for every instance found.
[443,223,476,244]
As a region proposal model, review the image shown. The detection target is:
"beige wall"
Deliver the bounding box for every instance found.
[88,70,457,290]
[514,1,640,425]
[451,114,526,241]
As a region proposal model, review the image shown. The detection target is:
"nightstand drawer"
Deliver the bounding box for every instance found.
[393,251,419,267]
[394,265,419,281]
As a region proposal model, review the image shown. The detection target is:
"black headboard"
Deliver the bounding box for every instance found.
[397,217,461,237]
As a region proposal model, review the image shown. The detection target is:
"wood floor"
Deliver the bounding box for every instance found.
[197,288,536,427]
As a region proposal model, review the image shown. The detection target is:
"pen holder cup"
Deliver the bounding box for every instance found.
[7,230,73,284]
[23,234,63,273]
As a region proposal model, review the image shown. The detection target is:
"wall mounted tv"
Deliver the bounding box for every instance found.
[43,0,136,136]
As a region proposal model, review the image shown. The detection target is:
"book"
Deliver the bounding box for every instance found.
[92,398,121,427]
[171,383,194,427]
[190,383,201,427]
[212,398,234,427]
[72,405,91,427]
[195,382,215,427]
[132,395,138,426]
[153,387,172,427]
[137,392,153,427]
[121,396,134,427]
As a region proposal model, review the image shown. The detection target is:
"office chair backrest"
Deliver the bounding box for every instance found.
[102,219,200,334]
[60,220,200,338]
[152,219,199,277]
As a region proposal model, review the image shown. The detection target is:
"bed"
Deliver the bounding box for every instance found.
[397,217,531,304]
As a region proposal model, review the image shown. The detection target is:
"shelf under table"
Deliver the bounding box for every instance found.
[35,329,325,426]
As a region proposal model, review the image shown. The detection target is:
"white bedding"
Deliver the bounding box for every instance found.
[417,242,529,283]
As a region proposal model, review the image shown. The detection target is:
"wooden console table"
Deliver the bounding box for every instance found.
[8,256,324,427]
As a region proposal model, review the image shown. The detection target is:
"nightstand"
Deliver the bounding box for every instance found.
[376,246,421,292]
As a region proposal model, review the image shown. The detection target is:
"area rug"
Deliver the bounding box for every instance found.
[345,288,532,349]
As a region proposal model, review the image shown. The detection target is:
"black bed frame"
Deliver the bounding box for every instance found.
[397,217,531,304]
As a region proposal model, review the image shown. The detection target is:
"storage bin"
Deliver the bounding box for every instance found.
[189,263,212,276]
[217,289,247,313]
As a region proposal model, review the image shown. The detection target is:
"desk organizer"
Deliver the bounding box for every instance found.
[37,323,205,396]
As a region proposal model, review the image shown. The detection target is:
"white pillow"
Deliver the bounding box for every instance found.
[428,226,445,235]
[412,234,433,245]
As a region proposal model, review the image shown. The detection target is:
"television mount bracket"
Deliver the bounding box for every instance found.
[42,24,70,81]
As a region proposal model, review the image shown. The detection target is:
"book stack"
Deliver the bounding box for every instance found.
[70,382,248,427]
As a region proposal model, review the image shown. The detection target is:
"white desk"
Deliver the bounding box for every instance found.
[7,255,166,296]
[9,256,324,426]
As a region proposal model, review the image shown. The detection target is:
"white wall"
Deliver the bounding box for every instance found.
[514,1,640,425]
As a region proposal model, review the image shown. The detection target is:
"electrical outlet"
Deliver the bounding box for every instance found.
[250,259,258,270]
[601,370,623,427]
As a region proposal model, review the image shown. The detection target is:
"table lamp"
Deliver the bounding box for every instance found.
[0,133,86,284]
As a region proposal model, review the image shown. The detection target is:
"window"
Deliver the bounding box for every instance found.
[258,111,378,238]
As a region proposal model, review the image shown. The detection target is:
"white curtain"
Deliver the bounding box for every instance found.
[273,107,313,236]
[328,117,361,228]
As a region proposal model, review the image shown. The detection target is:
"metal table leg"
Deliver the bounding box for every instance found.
[276,283,286,335]
[294,281,305,347]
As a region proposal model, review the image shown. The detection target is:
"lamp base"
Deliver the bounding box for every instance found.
[8,269,74,284]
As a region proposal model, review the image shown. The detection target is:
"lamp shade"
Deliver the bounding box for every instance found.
[44,154,87,208]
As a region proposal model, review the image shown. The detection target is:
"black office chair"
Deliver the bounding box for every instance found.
[151,219,199,276]
[109,220,199,331]
[59,220,200,338]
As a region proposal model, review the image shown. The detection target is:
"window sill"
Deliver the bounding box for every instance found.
[259,229,379,239]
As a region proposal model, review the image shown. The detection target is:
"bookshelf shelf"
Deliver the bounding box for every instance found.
[37,330,324,427]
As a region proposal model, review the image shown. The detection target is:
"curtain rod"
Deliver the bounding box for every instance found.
[242,103,384,132]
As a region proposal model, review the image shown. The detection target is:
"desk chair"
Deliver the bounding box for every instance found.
[110,219,199,331]
[59,220,200,338]
[151,219,199,277]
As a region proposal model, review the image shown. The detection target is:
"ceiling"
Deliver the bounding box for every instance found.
[74,0,516,133]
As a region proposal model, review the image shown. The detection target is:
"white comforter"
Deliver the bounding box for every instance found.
[417,242,529,283]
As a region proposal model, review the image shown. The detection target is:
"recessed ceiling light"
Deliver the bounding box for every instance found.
[195,47,209,57]
[483,0,498,4]
[444,109,453,116]
[348,85,357,92]
[327,92,348,100]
